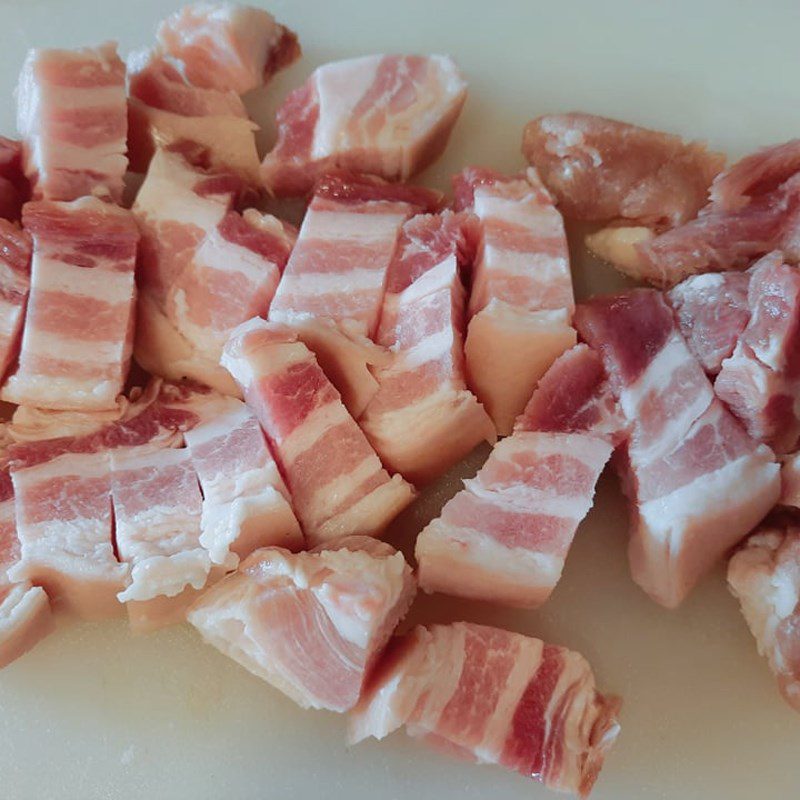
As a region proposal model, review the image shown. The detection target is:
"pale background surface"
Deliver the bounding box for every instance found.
[0,1,798,798]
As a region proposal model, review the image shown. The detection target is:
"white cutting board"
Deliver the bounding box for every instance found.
[1,1,799,798]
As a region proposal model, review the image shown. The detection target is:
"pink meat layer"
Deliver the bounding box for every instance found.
[0,220,32,381]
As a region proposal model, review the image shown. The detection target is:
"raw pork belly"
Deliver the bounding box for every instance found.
[189,536,415,711]
[0,138,29,221]
[222,318,415,545]
[350,622,621,798]
[728,524,800,712]
[360,212,495,484]
[667,270,751,374]
[575,289,780,607]
[0,221,32,380]
[184,398,302,567]
[1,198,138,411]
[262,55,468,197]
[269,171,441,415]
[416,345,619,608]
[455,166,577,434]
[16,43,127,202]
[715,253,800,453]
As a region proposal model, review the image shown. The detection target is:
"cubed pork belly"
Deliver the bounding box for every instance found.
[0,220,32,381]
[222,318,415,545]
[575,289,780,607]
[1,198,138,411]
[359,211,495,485]
[184,398,302,567]
[0,138,30,221]
[268,171,441,415]
[349,622,620,798]
[188,536,415,711]
[728,524,800,712]
[262,55,467,197]
[715,253,800,453]
[17,43,127,202]
[455,166,576,434]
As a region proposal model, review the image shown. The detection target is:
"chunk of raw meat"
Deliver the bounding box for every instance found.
[715,253,800,452]
[728,524,800,712]
[222,318,415,545]
[262,55,467,197]
[349,622,621,798]
[0,138,29,221]
[1,198,138,411]
[188,536,415,711]
[575,289,780,607]
[16,43,127,202]
[0,220,32,381]
[667,270,751,374]
[522,113,724,226]
[155,3,300,94]
[269,171,441,415]
[360,211,495,484]
[184,398,302,566]
[454,166,577,434]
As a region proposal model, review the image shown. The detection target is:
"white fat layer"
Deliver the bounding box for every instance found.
[299,207,408,243]
[31,256,134,300]
[278,399,349,463]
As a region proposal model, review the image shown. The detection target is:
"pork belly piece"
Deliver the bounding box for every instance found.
[188,536,415,711]
[0,138,29,221]
[455,166,576,434]
[728,524,800,712]
[359,212,495,484]
[715,253,800,453]
[222,318,415,545]
[0,220,32,381]
[350,622,620,798]
[1,198,138,411]
[522,113,724,226]
[575,289,780,607]
[16,42,127,203]
[184,398,302,566]
[666,270,751,374]
[155,3,300,95]
[262,55,467,197]
[268,172,441,415]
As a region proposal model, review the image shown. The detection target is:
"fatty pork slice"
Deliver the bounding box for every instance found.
[268,172,441,416]
[188,536,415,712]
[222,318,415,546]
[728,524,800,712]
[262,55,467,198]
[715,253,800,453]
[359,212,495,485]
[666,270,751,374]
[455,166,577,435]
[575,289,780,608]
[0,221,32,381]
[1,198,138,411]
[350,622,621,798]
[184,398,302,567]
[16,42,127,203]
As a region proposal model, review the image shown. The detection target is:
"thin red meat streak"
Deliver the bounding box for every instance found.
[349,622,621,798]
[262,55,467,197]
[1,198,138,411]
[0,221,32,382]
[188,536,415,712]
[575,289,780,608]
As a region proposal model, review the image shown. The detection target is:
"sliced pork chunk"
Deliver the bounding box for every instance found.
[1,198,138,411]
[350,622,620,798]
[360,212,495,485]
[184,398,302,567]
[17,42,127,202]
[0,220,32,381]
[188,537,415,711]
[715,253,800,453]
[667,269,751,374]
[575,289,780,608]
[269,171,441,416]
[222,318,415,545]
[522,113,723,226]
[262,55,468,197]
[728,524,800,712]
[455,166,576,434]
